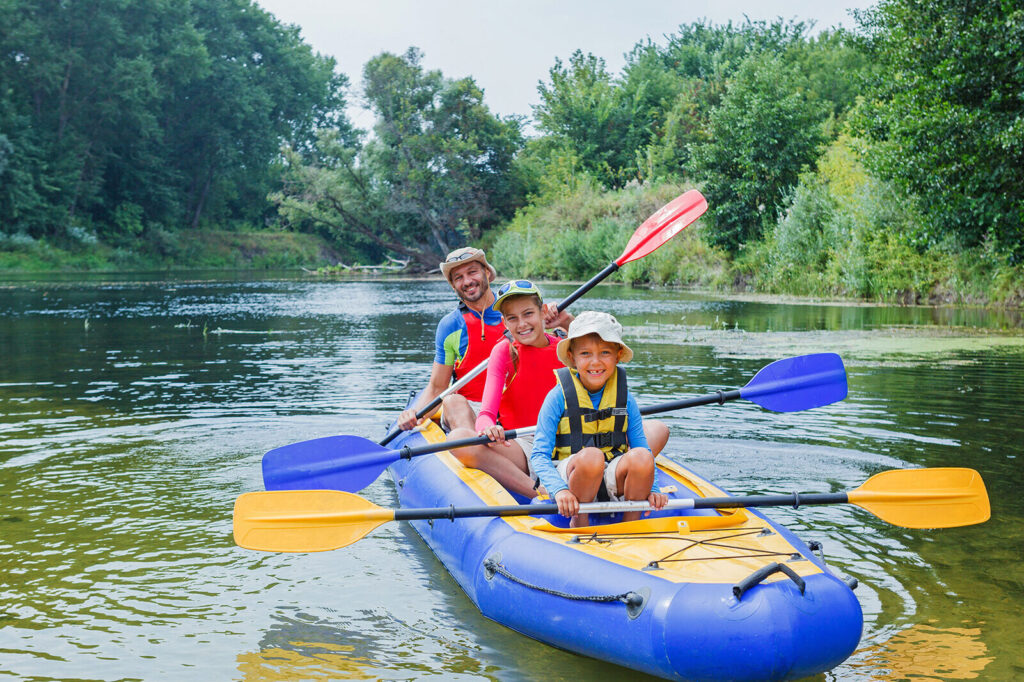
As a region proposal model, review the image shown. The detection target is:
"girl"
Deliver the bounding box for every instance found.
[445,280,566,498]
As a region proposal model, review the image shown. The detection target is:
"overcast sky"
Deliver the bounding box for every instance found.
[255,0,876,129]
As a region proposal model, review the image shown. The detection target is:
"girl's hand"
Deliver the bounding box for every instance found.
[483,424,507,445]
[555,489,579,518]
[646,492,668,514]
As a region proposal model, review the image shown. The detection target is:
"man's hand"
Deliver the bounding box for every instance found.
[542,303,574,331]
[397,408,423,431]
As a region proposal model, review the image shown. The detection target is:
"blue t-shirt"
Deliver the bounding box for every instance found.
[433,299,504,366]
[530,381,655,497]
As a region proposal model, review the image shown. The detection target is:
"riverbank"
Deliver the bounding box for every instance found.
[0,229,345,273]
[486,181,1024,309]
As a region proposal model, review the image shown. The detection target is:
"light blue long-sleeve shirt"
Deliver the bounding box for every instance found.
[529,380,656,498]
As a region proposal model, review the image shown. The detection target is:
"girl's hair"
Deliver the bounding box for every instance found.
[503,293,543,372]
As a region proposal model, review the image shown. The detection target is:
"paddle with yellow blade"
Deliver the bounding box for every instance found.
[377,188,708,447]
[233,467,990,553]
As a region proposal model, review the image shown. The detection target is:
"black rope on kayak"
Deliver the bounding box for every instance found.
[483,557,647,618]
[627,529,797,570]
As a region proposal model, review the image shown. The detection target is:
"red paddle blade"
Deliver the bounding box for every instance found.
[616,189,708,266]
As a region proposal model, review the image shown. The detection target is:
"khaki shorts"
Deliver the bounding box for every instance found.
[513,434,538,482]
[555,452,626,500]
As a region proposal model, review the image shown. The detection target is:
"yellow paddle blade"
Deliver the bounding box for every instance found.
[233,490,395,552]
[849,467,990,529]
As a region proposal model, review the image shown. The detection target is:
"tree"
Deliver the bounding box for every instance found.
[854,0,1024,259]
[691,54,827,253]
[0,0,344,241]
[274,48,524,269]
[534,50,644,188]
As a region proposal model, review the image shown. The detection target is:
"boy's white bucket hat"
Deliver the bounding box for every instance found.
[439,247,498,284]
[556,310,634,367]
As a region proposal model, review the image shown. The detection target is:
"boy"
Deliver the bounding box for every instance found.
[530,311,667,527]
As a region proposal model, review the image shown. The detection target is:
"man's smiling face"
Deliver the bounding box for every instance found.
[449,261,490,303]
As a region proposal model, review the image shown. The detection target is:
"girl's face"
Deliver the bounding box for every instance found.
[567,334,621,392]
[501,296,546,346]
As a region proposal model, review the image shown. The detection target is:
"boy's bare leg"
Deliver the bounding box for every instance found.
[615,448,656,522]
[643,420,670,457]
[566,447,606,527]
[446,427,536,498]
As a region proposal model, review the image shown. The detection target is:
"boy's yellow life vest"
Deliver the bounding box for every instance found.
[552,367,630,461]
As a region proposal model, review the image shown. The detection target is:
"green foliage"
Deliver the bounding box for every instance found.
[0,228,342,272]
[534,50,645,188]
[691,54,828,254]
[275,49,525,270]
[0,0,344,241]
[854,0,1024,260]
[490,181,729,287]
[743,133,1023,305]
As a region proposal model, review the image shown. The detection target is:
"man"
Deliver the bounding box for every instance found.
[396,247,571,495]
[397,247,505,433]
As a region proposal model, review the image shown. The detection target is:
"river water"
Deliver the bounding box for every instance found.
[1,276,1022,681]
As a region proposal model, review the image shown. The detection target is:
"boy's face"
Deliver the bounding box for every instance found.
[567,334,621,392]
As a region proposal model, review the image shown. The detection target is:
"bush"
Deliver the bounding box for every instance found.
[490,180,730,287]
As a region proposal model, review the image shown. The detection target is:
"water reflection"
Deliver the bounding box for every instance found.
[1,277,1021,680]
[850,623,992,680]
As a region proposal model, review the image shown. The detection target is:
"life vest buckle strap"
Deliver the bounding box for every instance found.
[583,407,628,422]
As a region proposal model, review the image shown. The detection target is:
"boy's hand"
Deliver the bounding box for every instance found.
[481,424,508,445]
[646,492,668,514]
[555,489,579,518]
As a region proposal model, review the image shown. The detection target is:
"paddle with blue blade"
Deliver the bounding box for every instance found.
[235,467,991,553]
[377,189,708,446]
[262,352,848,492]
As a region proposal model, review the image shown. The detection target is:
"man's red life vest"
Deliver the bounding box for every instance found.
[452,302,506,402]
[497,333,564,429]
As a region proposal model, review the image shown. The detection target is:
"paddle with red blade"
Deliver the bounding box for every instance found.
[377,189,708,446]
[262,352,846,492]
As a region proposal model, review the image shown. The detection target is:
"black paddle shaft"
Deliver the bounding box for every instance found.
[640,390,743,415]
[385,389,744,459]
[554,262,619,311]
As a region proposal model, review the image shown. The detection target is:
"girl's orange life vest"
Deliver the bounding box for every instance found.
[497,333,564,429]
[452,302,506,402]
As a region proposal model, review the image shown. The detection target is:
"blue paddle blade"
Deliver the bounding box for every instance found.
[262,435,395,492]
[739,353,847,412]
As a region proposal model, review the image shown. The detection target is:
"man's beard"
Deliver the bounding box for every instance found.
[458,283,487,304]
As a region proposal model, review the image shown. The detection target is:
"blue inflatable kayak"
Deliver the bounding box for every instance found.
[387,418,863,681]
